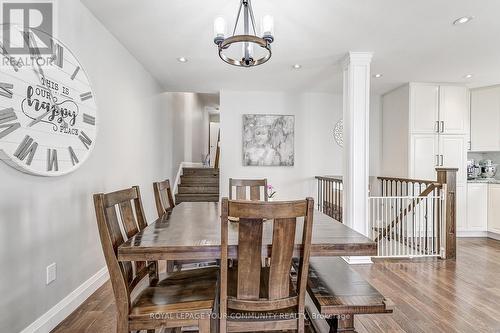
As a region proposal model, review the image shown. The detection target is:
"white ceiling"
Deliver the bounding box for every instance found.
[81,0,500,95]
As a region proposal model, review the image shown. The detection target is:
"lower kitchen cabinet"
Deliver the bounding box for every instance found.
[465,183,488,232]
[488,184,500,234]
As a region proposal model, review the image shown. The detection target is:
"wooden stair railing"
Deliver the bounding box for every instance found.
[214,130,220,169]
[315,176,343,222]
[374,180,442,243]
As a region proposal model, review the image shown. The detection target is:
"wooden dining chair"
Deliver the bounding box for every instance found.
[93,187,217,333]
[229,178,268,201]
[153,178,218,273]
[153,179,175,217]
[220,197,315,333]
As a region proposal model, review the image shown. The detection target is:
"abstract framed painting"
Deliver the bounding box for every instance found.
[242,114,294,166]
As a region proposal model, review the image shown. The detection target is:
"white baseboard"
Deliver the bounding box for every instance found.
[457,231,488,238]
[342,256,373,264]
[19,267,109,333]
[488,232,500,241]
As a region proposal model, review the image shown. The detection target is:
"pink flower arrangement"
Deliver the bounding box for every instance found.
[267,184,276,199]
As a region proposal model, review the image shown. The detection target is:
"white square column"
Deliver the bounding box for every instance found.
[342,52,373,243]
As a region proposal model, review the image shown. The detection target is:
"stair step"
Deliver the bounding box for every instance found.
[182,168,219,176]
[178,186,219,194]
[175,194,219,203]
[180,175,219,184]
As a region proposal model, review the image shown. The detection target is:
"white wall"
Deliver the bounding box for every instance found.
[0,1,172,332]
[219,91,343,200]
[169,92,219,175]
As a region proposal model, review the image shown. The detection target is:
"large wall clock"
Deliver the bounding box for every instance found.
[0,26,97,176]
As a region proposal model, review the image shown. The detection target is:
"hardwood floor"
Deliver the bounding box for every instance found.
[52,238,500,333]
[352,238,500,333]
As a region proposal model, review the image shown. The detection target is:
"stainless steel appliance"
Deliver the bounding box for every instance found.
[467,159,481,179]
[479,159,497,179]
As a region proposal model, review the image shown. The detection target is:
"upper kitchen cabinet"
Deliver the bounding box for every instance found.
[410,84,439,133]
[470,85,500,152]
[439,86,469,135]
[409,84,468,134]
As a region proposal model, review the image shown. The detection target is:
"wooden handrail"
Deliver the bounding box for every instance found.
[315,176,342,181]
[377,176,436,185]
[375,183,441,242]
[214,130,220,169]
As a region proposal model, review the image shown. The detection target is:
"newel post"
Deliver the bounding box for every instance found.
[436,168,458,259]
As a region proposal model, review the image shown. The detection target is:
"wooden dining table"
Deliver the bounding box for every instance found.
[118,202,376,262]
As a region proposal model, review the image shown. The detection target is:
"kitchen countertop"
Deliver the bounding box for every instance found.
[468,178,500,184]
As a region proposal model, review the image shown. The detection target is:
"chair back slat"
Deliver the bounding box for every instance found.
[250,186,261,201]
[153,179,175,218]
[268,217,296,300]
[119,200,139,238]
[237,218,263,300]
[221,198,314,314]
[229,178,268,201]
[103,204,125,253]
[133,186,148,230]
[236,186,246,200]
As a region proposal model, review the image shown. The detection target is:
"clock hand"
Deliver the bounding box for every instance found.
[28,110,51,127]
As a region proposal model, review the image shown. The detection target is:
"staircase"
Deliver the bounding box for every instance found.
[175,167,220,204]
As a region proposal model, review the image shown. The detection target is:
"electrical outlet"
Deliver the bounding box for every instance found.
[46,263,56,285]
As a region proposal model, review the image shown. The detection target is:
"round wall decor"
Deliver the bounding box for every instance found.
[0,26,97,176]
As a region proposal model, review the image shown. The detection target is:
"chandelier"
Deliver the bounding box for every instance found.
[213,0,274,67]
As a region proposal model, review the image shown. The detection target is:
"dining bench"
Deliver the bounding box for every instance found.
[295,257,393,333]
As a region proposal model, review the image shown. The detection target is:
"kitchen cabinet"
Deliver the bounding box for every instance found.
[465,183,488,232]
[439,86,469,135]
[439,135,467,183]
[409,84,468,135]
[383,83,468,185]
[488,184,500,234]
[410,84,439,134]
[470,86,500,152]
[410,134,439,181]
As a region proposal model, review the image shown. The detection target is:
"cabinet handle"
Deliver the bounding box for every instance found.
[435,121,440,133]
[440,155,444,166]
[435,154,439,166]
[440,121,445,133]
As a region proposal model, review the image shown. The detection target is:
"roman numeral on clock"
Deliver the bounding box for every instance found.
[83,113,95,126]
[70,66,80,80]
[14,135,38,165]
[80,92,92,101]
[79,131,92,150]
[0,107,20,139]
[47,149,58,172]
[0,82,14,98]
[68,146,79,166]
[52,43,64,68]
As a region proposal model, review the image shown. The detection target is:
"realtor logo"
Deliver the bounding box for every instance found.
[1,1,54,54]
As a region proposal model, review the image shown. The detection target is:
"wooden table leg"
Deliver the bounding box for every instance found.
[337,314,356,333]
[326,317,338,333]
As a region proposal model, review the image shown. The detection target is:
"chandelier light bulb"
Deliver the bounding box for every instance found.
[213,17,227,40]
[261,15,274,41]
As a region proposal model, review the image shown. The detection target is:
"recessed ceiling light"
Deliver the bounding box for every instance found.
[464,74,473,79]
[373,73,383,78]
[292,64,302,69]
[177,57,188,63]
[453,16,473,25]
